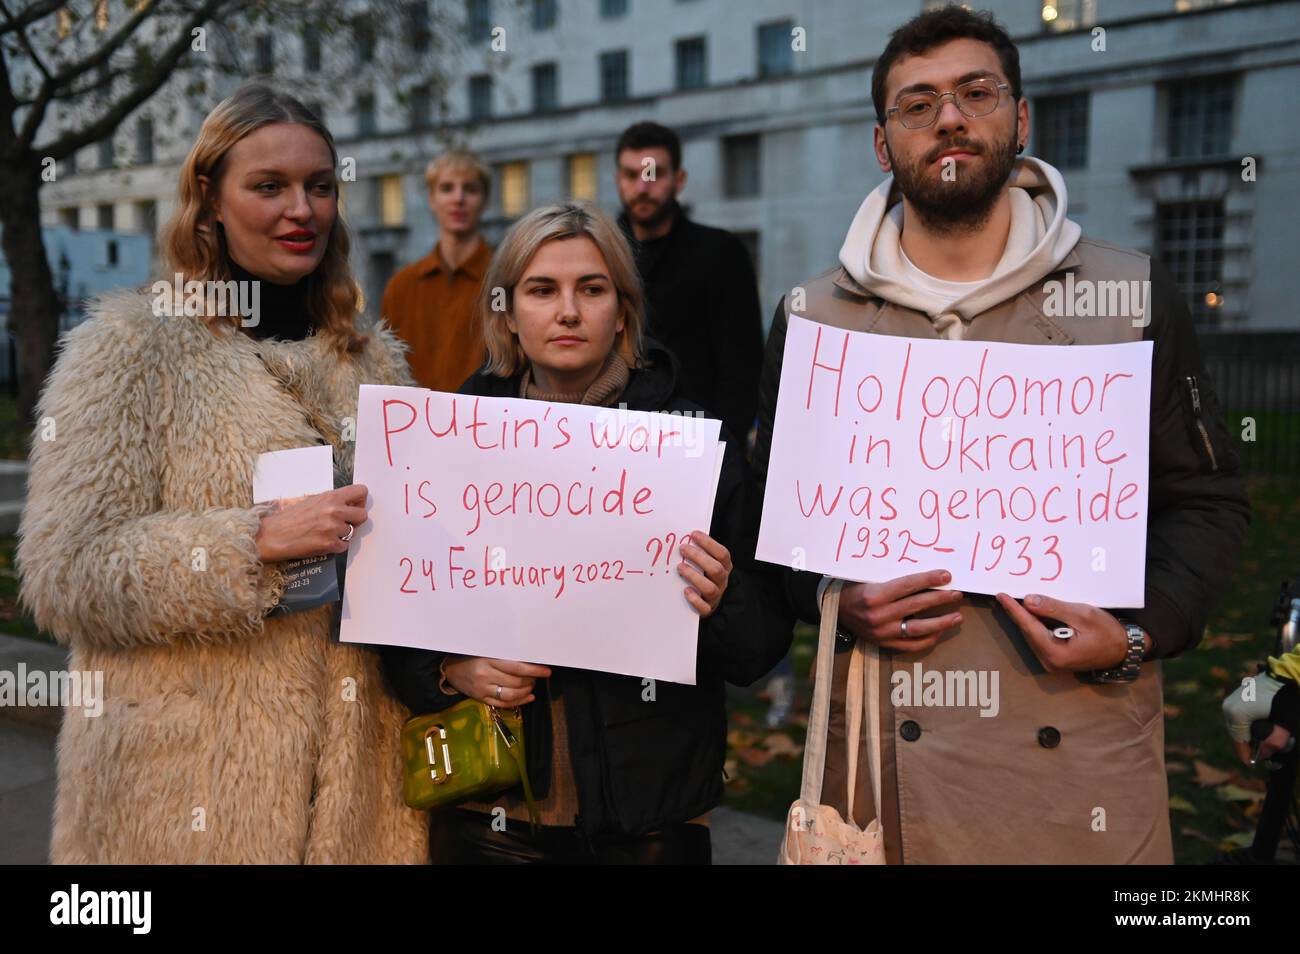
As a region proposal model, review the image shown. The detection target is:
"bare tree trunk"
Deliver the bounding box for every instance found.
[0,151,60,426]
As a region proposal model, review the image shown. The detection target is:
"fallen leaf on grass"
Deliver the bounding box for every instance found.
[1216,784,1266,803]
[727,729,758,749]
[736,746,774,768]
[1179,826,1213,843]
[1209,666,1231,681]
[1168,795,1198,814]
[731,712,754,727]
[762,733,803,758]
[1166,761,1190,774]
[1193,760,1234,786]
[1168,680,1200,697]
[1166,743,1199,758]
[1163,704,1182,718]
[1217,832,1255,850]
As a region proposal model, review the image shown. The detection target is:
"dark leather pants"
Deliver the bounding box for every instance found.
[428,808,712,865]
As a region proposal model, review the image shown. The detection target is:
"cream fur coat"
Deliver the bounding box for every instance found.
[17,289,429,863]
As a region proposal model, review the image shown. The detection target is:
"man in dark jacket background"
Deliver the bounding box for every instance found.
[615,122,764,447]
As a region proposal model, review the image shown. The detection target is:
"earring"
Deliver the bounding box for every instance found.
[1016,143,1025,155]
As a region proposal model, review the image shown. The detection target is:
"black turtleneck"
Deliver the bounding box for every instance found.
[228,256,315,342]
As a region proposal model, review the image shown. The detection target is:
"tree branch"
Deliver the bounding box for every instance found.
[17,0,174,148]
[36,0,246,158]
[0,0,62,38]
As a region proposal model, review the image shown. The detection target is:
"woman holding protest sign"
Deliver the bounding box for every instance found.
[18,84,427,863]
[380,202,790,864]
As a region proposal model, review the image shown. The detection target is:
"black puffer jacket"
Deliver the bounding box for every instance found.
[380,342,791,837]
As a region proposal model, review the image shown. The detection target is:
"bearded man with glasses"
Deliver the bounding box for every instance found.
[750,6,1249,864]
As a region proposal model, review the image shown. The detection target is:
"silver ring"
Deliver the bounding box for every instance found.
[340,523,355,543]
[494,684,503,700]
[900,619,909,637]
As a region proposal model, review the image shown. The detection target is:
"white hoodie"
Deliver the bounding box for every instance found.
[837,156,1081,340]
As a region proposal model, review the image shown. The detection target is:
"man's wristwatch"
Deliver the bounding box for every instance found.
[1084,622,1147,684]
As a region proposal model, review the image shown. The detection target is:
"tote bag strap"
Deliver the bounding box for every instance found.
[842,617,884,829]
[798,578,845,805]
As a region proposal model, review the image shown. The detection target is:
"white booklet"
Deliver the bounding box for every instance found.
[253,445,339,615]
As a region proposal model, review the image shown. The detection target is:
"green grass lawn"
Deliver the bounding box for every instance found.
[723,475,1300,864]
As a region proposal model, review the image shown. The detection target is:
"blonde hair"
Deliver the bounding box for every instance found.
[160,83,366,353]
[479,202,647,378]
[424,149,491,199]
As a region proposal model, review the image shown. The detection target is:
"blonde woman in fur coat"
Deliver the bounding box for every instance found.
[17,85,428,863]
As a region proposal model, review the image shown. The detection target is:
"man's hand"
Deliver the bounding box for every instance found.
[995,592,1152,673]
[839,569,964,653]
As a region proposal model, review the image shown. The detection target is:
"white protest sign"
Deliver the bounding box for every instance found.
[756,315,1152,605]
[340,385,722,684]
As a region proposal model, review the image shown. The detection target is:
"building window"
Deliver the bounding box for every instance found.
[356,92,376,135]
[303,24,321,72]
[601,0,628,17]
[469,74,493,120]
[97,138,113,169]
[135,199,157,237]
[568,153,597,200]
[59,207,79,231]
[135,117,153,165]
[723,134,760,198]
[532,0,556,30]
[378,175,405,227]
[500,161,529,217]
[532,63,558,113]
[757,20,794,78]
[1156,200,1226,327]
[255,34,273,75]
[1040,0,1096,32]
[407,2,431,52]
[409,84,432,129]
[675,37,707,91]
[467,0,492,42]
[96,203,114,231]
[64,149,77,176]
[1167,74,1234,160]
[355,16,375,65]
[1033,92,1088,169]
[600,50,629,103]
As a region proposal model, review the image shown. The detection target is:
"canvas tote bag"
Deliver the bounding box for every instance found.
[778,579,886,865]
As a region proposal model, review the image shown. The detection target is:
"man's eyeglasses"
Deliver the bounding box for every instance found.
[886,78,1011,130]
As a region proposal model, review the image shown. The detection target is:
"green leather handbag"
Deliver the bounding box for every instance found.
[400,699,539,829]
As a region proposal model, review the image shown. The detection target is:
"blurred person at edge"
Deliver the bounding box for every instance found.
[380,202,791,864]
[751,7,1249,864]
[614,122,764,450]
[382,150,493,392]
[17,85,428,863]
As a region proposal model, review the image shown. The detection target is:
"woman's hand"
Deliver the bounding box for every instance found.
[442,656,552,708]
[256,484,369,562]
[678,531,732,619]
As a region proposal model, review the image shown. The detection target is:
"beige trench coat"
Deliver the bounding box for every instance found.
[793,239,1175,864]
